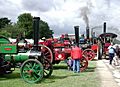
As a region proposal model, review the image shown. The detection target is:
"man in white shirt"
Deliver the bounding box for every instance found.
[108,43,116,65]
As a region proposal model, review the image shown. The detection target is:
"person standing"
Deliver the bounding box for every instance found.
[108,43,116,65]
[115,45,120,58]
[71,45,82,73]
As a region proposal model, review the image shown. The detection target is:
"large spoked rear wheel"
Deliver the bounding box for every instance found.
[43,58,53,78]
[82,49,95,61]
[20,59,43,83]
[39,44,53,63]
[80,56,88,72]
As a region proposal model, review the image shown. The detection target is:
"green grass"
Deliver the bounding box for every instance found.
[0,61,100,87]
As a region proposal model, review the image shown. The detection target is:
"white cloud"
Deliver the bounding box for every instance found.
[0,0,22,22]
[21,0,54,12]
[0,0,120,37]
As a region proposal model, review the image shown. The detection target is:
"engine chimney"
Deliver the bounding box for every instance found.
[33,17,40,51]
[103,22,106,33]
[86,26,89,39]
[74,26,79,47]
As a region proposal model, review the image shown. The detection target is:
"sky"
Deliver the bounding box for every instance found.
[1,0,120,38]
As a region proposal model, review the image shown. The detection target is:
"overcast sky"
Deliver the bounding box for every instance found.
[1,0,120,37]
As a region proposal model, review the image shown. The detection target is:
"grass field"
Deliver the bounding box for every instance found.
[0,61,101,87]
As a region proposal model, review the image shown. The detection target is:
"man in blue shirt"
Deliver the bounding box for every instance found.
[108,43,116,65]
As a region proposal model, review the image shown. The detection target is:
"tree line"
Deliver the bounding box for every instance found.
[0,13,54,39]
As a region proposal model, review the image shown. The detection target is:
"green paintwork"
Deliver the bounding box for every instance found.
[5,54,29,62]
[20,59,43,83]
[0,36,10,44]
[0,44,17,53]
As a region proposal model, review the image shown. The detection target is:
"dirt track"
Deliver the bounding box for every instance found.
[97,60,120,87]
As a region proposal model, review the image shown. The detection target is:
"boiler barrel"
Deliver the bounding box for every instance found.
[5,54,29,62]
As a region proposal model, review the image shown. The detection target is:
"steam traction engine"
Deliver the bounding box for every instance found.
[0,17,53,83]
[41,26,99,71]
[50,26,88,72]
[97,22,117,59]
[79,26,96,61]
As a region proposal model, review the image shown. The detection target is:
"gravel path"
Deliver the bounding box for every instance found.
[96,60,119,87]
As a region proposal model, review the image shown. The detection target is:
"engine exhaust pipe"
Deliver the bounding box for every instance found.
[103,22,106,33]
[33,17,40,51]
[86,26,89,39]
[74,26,79,47]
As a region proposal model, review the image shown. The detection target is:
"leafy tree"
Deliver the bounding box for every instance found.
[0,24,24,38]
[0,30,11,37]
[0,13,54,39]
[17,13,53,39]
[17,13,33,38]
[0,17,11,29]
[39,20,53,39]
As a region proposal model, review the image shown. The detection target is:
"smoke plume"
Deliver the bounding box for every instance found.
[80,6,89,27]
[80,0,93,27]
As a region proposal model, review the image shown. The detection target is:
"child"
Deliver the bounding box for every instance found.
[113,55,120,66]
[67,58,73,71]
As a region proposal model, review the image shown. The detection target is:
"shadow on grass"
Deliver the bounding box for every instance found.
[53,63,96,72]
[49,74,80,79]
[0,72,20,81]
[53,65,68,70]
[41,75,68,83]
[91,59,98,61]
[41,74,80,83]
[83,66,96,72]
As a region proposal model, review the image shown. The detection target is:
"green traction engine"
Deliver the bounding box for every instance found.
[0,17,53,83]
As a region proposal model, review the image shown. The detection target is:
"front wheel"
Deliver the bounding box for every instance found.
[20,59,43,83]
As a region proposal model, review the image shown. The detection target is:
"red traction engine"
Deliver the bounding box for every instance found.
[79,27,96,61]
[79,39,97,61]
[53,40,71,61]
[52,26,88,72]
[97,22,117,59]
[97,33,117,59]
[53,34,71,61]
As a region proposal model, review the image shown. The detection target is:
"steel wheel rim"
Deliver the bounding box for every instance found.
[39,44,53,63]
[43,58,53,78]
[82,49,95,61]
[20,59,43,83]
[80,56,88,72]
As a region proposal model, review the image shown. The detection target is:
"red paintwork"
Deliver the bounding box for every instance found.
[53,43,64,47]
[91,44,98,51]
[91,44,98,53]
[4,48,12,51]
[63,48,71,53]
[55,52,65,61]
[64,40,70,46]
[104,43,111,52]
[82,49,96,60]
